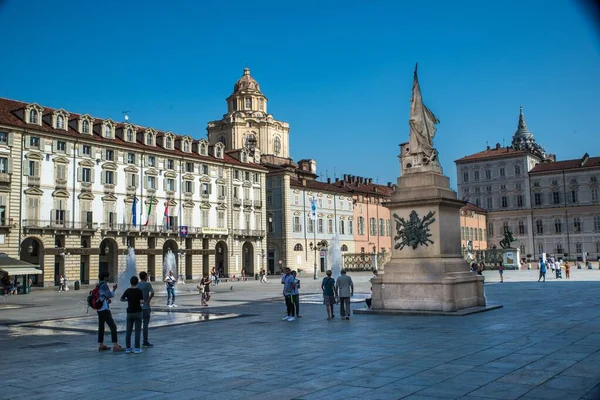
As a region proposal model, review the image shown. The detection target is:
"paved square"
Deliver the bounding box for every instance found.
[1,269,600,399]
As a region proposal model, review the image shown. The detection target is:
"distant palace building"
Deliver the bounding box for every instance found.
[455,107,600,262]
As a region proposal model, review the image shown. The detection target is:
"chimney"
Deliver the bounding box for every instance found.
[581,152,590,167]
[343,174,347,181]
[387,182,392,188]
[327,178,331,184]
[335,177,339,183]
[368,178,373,184]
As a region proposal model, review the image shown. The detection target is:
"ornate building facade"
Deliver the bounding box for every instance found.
[0,97,267,286]
[455,107,600,262]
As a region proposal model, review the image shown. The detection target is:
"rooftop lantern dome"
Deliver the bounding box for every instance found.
[233,68,261,94]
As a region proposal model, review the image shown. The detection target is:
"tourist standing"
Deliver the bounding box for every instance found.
[321,270,336,320]
[120,276,144,354]
[366,269,377,309]
[538,258,546,282]
[291,270,300,318]
[164,270,177,308]
[59,275,65,292]
[137,271,154,347]
[96,271,124,352]
[281,268,296,321]
[498,261,504,283]
[565,261,571,279]
[335,269,354,320]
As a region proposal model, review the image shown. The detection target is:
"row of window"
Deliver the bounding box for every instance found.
[292,216,354,235]
[293,243,349,252]
[461,227,486,242]
[467,187,599,210]
[462,165,521,183]
[535,242,600,256]
[488,216,600,236]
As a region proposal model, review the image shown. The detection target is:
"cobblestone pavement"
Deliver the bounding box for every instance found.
[1,269,600,400]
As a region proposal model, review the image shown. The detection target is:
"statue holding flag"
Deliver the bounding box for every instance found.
[407,63,441,169]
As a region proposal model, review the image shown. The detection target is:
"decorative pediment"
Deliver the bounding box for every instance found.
[145,168,158,176]
[317,213,324,218]
[53,156,70,164]
[216,178,226,185]
[348,216,354,220]
[183,174,194,180]
[102,194,118,202]
[124,195,137,203]
[327,214,333,219]
[145,197,159,205]
[197,138,209,156]
[53,108,70,118]
[24,187,44,196]
[317,193,323,197]
[200,176,211,183]
[164,171,177,179]
[78,192,95,200]
[243,181,252,188]
[293,211,301,216]
[293,189,299,194]
[326,194,332,198]
[78,159,95,167]
[25,152,43,160]
[124,165,139,173]
[183,200,195,209]
[216,203,227,210]
[52,189,70,199]
[102,162,118,171]
[166,199,177,207]
[103,118,117,128]
[200,202,211,209]
[339,216,345,220]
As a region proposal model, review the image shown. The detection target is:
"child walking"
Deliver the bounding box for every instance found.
[120,276,145,354]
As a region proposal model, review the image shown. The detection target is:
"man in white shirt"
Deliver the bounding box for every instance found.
[164,270,177,308]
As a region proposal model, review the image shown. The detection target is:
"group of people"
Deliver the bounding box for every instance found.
[280,268,301,321]
[1,273,17,295]
[321,269,354,320]
[538,257,572,281]
[58,274,69,292]
[95,270,155,354]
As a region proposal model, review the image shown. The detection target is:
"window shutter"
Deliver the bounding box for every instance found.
[52,140,57,152]
[23,162,29,176]
[163,178,167,191]
[100,150,106,161]
[143,176,148,189]
[101,172,105,185]
[50,209,55,221]
[90,146,95,159]
[113,171,117,186]
[208,183,212,194]
[7,157,12,175]
[39,137,45,150]
[66,142,72,154]
[91,169,95,183]
[191,181,195,193]
[24,136,30,149]
[77,167,82,182]
[79,144,83,156]
[134,174,139,188]
[7,132,14,147]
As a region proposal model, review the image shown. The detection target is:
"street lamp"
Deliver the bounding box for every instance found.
[309,242,318,280]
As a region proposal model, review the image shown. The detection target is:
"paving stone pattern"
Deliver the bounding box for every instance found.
[1,269,600,399]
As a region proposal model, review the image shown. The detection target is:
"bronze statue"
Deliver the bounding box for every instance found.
[499,228,515,249]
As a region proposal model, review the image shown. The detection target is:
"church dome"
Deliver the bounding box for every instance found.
[233,68,261,94]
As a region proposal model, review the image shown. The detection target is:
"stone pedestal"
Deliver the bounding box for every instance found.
[367,170,491,315]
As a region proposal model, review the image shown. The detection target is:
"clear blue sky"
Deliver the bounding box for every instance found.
[1,0,598,189]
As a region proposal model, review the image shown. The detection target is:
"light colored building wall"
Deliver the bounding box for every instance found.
[459,207,487,252]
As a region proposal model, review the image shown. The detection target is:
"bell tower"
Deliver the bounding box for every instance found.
[207,68,290,162]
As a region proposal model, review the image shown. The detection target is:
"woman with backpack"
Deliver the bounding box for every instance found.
[93,271,124,352]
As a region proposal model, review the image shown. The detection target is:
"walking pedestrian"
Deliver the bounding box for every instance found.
[498,261,504,283]
[291,270,300,318]
[137,271,154,347]
[538,258,546,282]
[200,274,211,306]
[96,271,124,352]
[281,268,296,321]
[164,270,177,308]
[321,270,336,320]
[335,269,354,320]
[120,276,144,354]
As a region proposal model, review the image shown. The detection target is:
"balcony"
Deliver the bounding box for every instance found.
[0,173,11,184]
[243,199,253,207]
[22,220,98,231]
[55,179,68,189]
[233,198,242,207]
[27,176,40,187]
[201,193,210,200]
[233,229,266,237]
[253,200,262,208]
[100,223,178,234]
[0,218,12,232]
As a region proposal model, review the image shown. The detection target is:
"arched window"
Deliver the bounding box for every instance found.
[127,129,133,142]
[56,115,64,129]
[274,136,281,155]
[241,152,247,162]
[146,133,152,145]
[183,141,189,152]
[29,109,38,124]
[200,143,207,155]
[518,220,525,234]
[341,244,348,251]
[216,147,222,158]
[104,125,111,138]
[294,243,303,251]
[165,137,172,149]
[82,120,89,134]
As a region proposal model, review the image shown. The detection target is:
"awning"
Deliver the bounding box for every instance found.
[0,267,42,275]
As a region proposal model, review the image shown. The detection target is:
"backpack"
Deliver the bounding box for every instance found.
[87,284,104,310]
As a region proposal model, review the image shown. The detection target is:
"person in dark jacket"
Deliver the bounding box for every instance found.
[97,271,124,352]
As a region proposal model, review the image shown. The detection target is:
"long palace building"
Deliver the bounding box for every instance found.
[0,94,267,286]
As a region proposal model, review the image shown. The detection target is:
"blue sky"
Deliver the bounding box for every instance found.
[1,0,598,189]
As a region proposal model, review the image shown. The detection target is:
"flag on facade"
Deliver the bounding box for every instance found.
[310,197,317,220]
[132,196,138,227]
[144,196,153,227]
[164,202,169,229]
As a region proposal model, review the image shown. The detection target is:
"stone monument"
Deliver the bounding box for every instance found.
[360,64,498,315]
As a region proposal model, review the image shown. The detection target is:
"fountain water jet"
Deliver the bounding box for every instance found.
[117,247,137,291]
[163,249,177,282]
[328,234,343,280]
